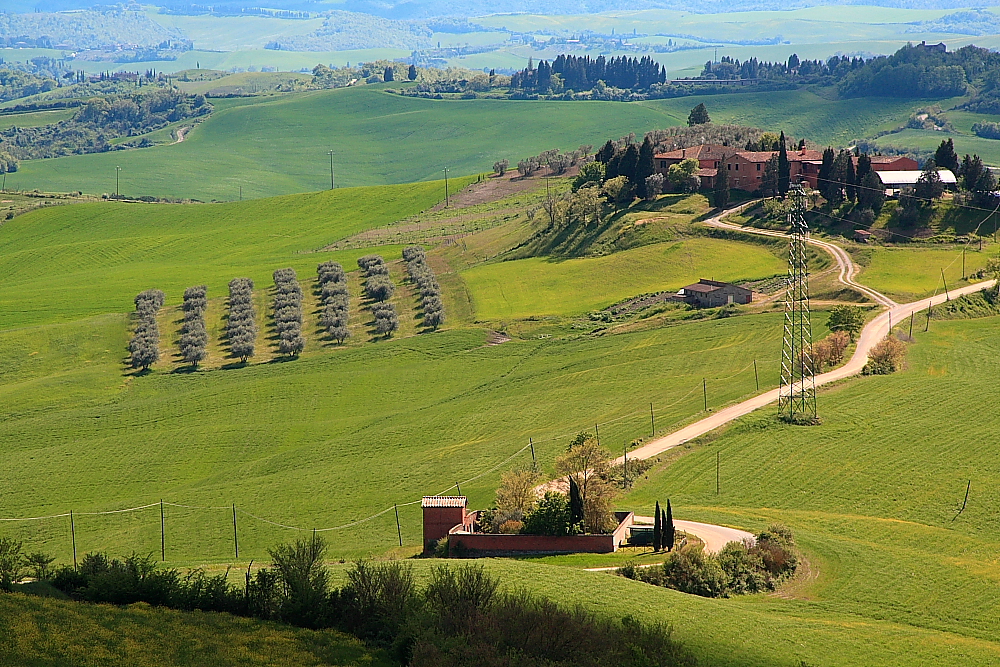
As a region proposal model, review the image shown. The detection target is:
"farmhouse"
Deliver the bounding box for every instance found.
[422,496,635,556]
[677,279,753,307]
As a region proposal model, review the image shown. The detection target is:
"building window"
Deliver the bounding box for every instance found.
[757,163,761,171]
[727,164,731,170]
[660,160,666,168]
[735,163,739,171]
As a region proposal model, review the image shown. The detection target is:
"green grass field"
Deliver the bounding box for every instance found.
[461,237,785,320]
[4,86,931,201]
[860,246,990,302]
[1,592,390,666]
[616,314,1000,665]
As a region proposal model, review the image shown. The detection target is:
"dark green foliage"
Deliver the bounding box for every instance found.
[712,161,729,209]
[664,500,675,552]
[619,144,639,185]
[521,492,572,536]
[0,538,25,592]
[960,153,997,207]
[226,278,256,362]
[366,275,395,302]
[914,158,944,202]
[838,43,973,98]
[408,64,417,81]
[856,153,872,181]
[620,524,797,599]
[179,285,208,367]
[827,305,866,341]
[858,170,886,215]
[384,66,394,82]
[687,102,710,126]
[569,476,585,530]
[777,132,789,195]
[129,289,164,370]
[761,154,779,197]
[318,260,350,344]
[511,54,666,92]
[818,147,836,202]
[269,536,329,628]
[635,137,656,199]
[272,268,305,357]
[653,500,662,552]
[338,560,417,646]
[404,245,445,330]
[935,138,960,174]
[595,139,615,164]
[845,151,857,203]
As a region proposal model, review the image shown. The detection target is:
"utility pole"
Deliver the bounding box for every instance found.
[650,403,655,437]
[716,452,720,495]
[941,268,950,301]
[327,150,335,189]
[754,359,759,391]
[160,499,165,561]
[703,379,707,411]
[394,504,402,547]
[962,246,967,279]
[443,167,450,207]
[595,423,600,446]
[529,437,536,471]
[115,165,122,197]
[70,510,77,569]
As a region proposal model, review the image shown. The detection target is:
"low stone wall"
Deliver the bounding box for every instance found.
[448,512,634,556]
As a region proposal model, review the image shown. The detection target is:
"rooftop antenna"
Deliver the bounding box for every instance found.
[778,185,817,423]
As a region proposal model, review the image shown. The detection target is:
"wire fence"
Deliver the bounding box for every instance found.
[0,359,774,561]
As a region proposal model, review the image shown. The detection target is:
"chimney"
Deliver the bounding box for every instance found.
[682,149,686,157]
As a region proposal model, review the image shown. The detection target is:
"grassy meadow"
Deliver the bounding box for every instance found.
[616,314,1000,664]
[461,237,785,320]
[859,245,991,302]
[5,86,934,201]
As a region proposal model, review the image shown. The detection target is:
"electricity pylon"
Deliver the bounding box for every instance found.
[778,185,818,423]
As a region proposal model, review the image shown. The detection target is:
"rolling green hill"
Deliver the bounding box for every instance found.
[3,87,930,201]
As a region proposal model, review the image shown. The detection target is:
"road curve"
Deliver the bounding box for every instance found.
[618,210,994,464]
[633,515,755,553]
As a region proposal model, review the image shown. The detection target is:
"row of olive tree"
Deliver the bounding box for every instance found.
[227,278,257,362]
[272,268,305,356]
[358,255,398,337]
[317,261,350,344]
[179,285,208,368]
[402,245,445,329]
[129,289,164,370]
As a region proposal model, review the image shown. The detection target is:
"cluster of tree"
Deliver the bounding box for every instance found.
[642,123,804,156]
[0,10,179,52]
[701,53,866,84]
[619,524,798,598]
[272,268,305,357]
[267,11,434,52]
[827,305,867,341]
[179,285,208,368]
[358,255,398,337]
[592,136,657,200]
[317,261,350,344]
[806,330,850,373]
[403,246,445,329]
[816,148,885,216]
[0,89,210,160]
[227,278,257,363]
[972,121,1000,139]
[128,289,164,370]
[0,69,58,103]
[516,146,590,177]
[651,500,676,552]
[511,54,667,92]
[5,537,692,667]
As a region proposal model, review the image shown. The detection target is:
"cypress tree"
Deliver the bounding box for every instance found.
[845,153,857,203]
[653,500,662,551]
[713,162,729,209]
[935,138,959,174]
[569,475,584,531]
[407,64,417,81]
[777,131,790,195]
[818,147,835,201]
[595,139,615,164]
[635,137,656,199]
[856,153,872,181]
[619,144,639,186]
[664,500,675,552]
[687,102,710,126]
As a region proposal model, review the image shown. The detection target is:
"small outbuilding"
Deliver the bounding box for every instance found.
[853,229,873,243]
[677,279,752,307]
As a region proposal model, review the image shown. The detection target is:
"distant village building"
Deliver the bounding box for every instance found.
[853,229,873,243]
[677,279,753,307]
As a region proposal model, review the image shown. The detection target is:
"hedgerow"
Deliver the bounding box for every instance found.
[179,285,208,368]
[129,288,164,370]
[359,255,398,337]
[317,260,350,344]
[227,278,257,363]
[272,268,305,357]
[403,245,445,329]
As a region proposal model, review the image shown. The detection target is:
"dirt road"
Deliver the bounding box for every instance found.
[618,208,994,465]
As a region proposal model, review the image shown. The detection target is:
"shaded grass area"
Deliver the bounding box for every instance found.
[0,314,789,563]
[0,593,391,667]
[460,237,786,320]
[623,315,1000,661]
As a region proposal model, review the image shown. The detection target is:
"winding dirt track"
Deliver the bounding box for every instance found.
[617,207,994,465]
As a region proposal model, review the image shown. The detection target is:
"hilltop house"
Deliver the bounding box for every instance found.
[677,279,753,307]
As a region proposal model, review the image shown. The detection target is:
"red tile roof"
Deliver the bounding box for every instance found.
[654,144,731,161]
[422,496,467,508]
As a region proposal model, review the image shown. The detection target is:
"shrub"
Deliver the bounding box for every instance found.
[655,548,728,597]
[827,305,866,341]
[365,274,395,302]
[521,492,572,536]
[0,538,25,591]
[863,335,907,375]
[269,536,329,628]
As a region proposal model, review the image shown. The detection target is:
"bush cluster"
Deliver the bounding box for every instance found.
[863,335,907,375]
[227,278,257,362]
[403,245,445,329]
[179,285,208,367]
[272,268,305,356]
[358,255,398,337]
[128,288,164,370]
[28,537,692,667]
[317,261,350,344]
[619,524,798,598]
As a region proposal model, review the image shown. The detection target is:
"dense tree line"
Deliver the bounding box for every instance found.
[317,261,350,344]
[516,146,589,177]
[179,285,208,368]
[272,268,305,357]
[511,54,667,92]
[227,278,257,363]
[358,255,399,337]
[403,245,445,329]
[4,537,692,667]
[128,289,164,371]
[593,135,657,199]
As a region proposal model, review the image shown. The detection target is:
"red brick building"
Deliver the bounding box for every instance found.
[654,144,825,191]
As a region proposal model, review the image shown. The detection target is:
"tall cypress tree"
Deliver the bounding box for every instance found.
[664,500,675,552]
[636,137,656,199]
[777,131,790,195]
[569,476,584,531]
[595,139,615,164]
[653,500,662,551]
[713,162,730,209]
[818,147,835,201]
[856,153,872,181]
[620,144,640,186]
[845,154,857,203]
[935,138,960,174]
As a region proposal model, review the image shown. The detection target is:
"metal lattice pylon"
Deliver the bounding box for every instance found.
[778,185,817,422]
